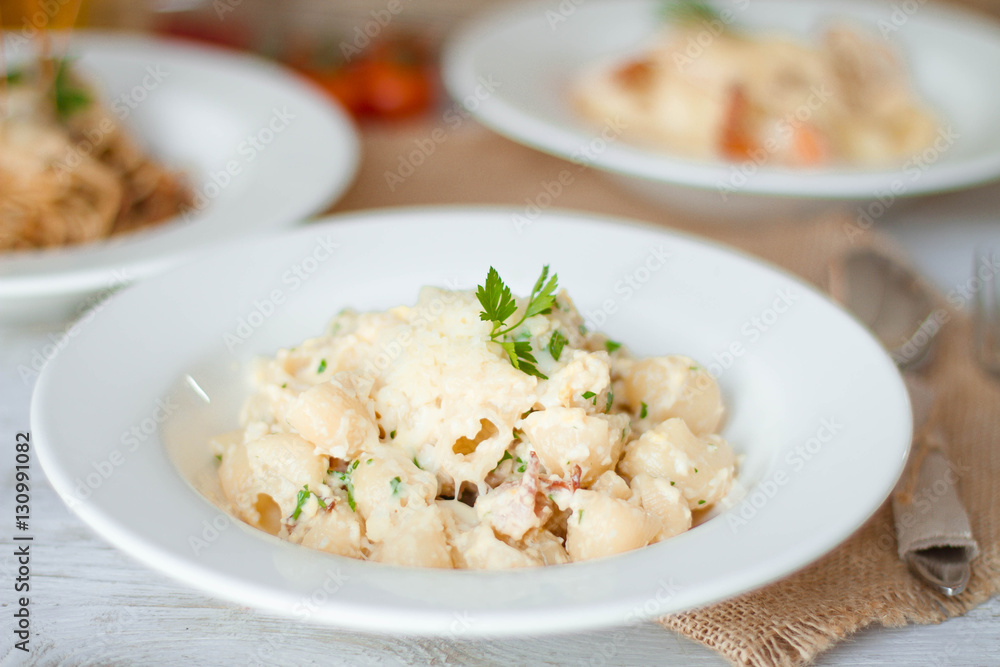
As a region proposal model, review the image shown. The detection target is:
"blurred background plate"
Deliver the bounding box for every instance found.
[442,0,1000,222]
[0,31,359,323]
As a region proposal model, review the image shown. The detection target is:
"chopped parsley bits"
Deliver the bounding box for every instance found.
[640,401,648,419]
[291,484,324,520]
[332,471,357,512]
[316,358,327,374]
[578,509,584,522]
[670,481,676,486]
[605,340,622,353]
[698,500,706,505]
[367,459,374,465]
[605,388,614,413]
[351,460,360,470]
[215,454,222,462]
[389,429,396,439]
[281,383,287,389]
[390,476,403,495]
[516,456,527,473]
[689,365,700,371]
[548,329,568,361]
[694,468,699,473]
[582,390,597,405]
[412,456,422,469]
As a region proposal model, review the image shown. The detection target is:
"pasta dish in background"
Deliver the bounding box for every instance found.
[0,58,191,251]
[211,266,737,568]
[574,7,940,168]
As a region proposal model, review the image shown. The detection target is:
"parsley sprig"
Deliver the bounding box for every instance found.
[477,266,559,379]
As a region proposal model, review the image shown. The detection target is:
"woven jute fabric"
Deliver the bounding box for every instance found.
[331,123,1000,666]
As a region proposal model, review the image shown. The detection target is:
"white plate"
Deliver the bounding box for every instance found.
[442,0,1000,219]
[0,32,359,323]
[31,207,911,636]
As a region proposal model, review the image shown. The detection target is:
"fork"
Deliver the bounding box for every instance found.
[973,247,1000,379]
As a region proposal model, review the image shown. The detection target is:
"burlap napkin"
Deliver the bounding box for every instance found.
[329,122,1000,666]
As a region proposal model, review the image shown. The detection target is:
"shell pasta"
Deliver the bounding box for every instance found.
[212,268,736,568]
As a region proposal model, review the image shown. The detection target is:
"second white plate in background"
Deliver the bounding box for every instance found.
[0,32,359,322]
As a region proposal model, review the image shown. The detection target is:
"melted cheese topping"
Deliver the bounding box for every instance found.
[212,285,736,568]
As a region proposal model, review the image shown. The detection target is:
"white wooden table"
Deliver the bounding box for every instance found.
[2,184,1000,666]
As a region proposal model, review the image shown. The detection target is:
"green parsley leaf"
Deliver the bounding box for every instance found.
[548,330,568,362]
[640,401,648,419]
[351,460,359,470]
[367,459,373,465]
[412,456,421,469]
[605,340,622,353]
[582,390,597,405]
[389,429,396,439]
[578,509,584,523]
[53,61,92,120]
[5,67,25,85]
[477,266,518,326]
[670,481,676,486]
[516,456,527,474]
[477,266,558,379]
[605,388,614,413]
[281,382,287,389]
[317,358,327,374]
[694,468,699,473]
[215,454,222,462]
[390,476,403,495]
[698,500,706,505]
[291,484,311,520]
